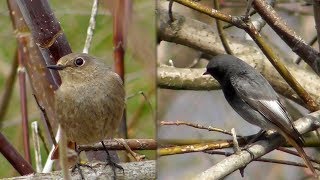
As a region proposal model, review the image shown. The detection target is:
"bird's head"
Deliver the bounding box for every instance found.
[203,54,238,82]
[47,53,109,84]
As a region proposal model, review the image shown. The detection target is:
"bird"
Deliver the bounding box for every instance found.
[47,53,125,165]
[203,54,317,176]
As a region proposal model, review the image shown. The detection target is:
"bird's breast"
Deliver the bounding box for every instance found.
[55,79,125,144]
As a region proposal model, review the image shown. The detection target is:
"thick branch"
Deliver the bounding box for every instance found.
[158,65,320,110]
[196,110,320,179]
[6,160,155,180]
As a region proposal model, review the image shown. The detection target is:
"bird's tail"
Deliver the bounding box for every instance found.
[281,132,317,177]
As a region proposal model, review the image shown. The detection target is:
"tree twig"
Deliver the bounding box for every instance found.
[83,0,99,54]
[205,150,320,171]
[78,139,157,151]
[213,0,233,55]
[157,6,320,111]
[0,132,34,175]
[31,121,43,172]
[0,49,18,126]
[171,0,319,111]
[17,41,31,164]
[160,120,241,137]
[252,0,320,76]
[195,110,320,179]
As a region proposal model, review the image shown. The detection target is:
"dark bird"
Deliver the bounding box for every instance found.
[203,54,316,175]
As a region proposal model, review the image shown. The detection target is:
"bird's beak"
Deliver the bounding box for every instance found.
[203,70,209,75]
[47,64,66,70]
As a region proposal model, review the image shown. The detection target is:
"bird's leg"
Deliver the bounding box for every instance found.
[168,0,174,23]
[242,129,266,149]
[101,141,124,179]
[240,129,266,160]
[71,144,94,180]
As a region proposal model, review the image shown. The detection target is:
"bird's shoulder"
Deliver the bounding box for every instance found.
[229,71,276,100]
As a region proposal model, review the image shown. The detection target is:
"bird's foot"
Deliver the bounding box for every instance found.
[244,130,266,146]
[104,154,124,180]
[71,162,94,180]
[101,141,124,180]
[105,155,124,173]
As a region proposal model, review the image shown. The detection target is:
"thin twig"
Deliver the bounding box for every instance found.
[277,147,320,164]
[31,121,43,172]
[295,36,318,64]
[171,0,319,111]
[205,150,320,171]
[213,0,233,55]
[0,49,18,126]
[83,0,99,54]
[160,120,242,137]
[37,125,50,154]
[158,141,233,156]
[126,90,154,119]
[115,138,146,161]
[33,94,57,146]
[313,0,320,51]
[231,128,240,154]
[43,126,62,173]
[18,43,31,164]
[252,0,320,77]
[78,139,157,151]
[128,90,155,136]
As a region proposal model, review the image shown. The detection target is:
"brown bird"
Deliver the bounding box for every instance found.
[47,53,125,161]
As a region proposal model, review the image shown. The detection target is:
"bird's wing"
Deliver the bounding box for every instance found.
[230,73,303,145]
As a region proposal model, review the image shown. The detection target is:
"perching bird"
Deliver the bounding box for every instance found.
[203,54,316,175]
[47,52,125,156]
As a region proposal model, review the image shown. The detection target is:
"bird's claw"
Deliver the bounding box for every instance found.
[72,162,94,180]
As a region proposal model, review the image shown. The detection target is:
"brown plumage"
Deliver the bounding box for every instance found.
[48,53,125,146]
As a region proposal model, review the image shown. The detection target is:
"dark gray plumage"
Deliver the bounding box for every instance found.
[203,54,316,175]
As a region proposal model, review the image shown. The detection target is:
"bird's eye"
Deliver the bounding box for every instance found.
[74,57,85,67]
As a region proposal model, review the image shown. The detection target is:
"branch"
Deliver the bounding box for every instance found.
[78,139,157,151]
[157,8,320,110]
[83,0,98,54]
[0,49,18,125]
[6,160,155,180]
[195,110,320,179]
[313,0,320,50]
[0,132,34,175]
[158,65,320,110]
[205,150,320,171]
[163,0,319,111]
[253,0,320,75]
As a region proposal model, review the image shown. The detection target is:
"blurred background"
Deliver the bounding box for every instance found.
[0,0,155,178]
[157,0,319,179]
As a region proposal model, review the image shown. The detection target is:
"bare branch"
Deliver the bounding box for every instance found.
[158,65,320,110]
[6,161,156,180]
[195,110,320,179]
